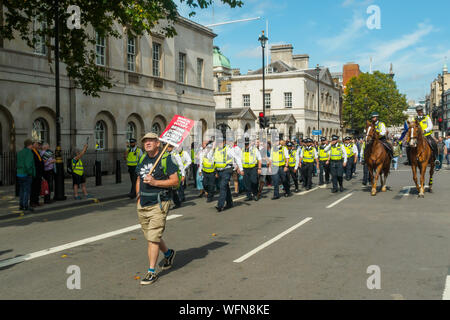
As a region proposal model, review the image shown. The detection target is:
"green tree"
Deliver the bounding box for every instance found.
[343,71,408,134]
[0,0,243,97]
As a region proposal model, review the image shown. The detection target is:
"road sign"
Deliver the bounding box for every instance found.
[312,130,322,136]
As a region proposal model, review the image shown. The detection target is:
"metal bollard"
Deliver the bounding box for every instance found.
[95,160,102,186]
[116,160,121,184]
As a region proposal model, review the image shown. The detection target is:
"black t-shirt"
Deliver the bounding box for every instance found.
[136,151,178,207]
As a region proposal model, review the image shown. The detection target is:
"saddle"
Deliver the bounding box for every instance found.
[380,140,393,159]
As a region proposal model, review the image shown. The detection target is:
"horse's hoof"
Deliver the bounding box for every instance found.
[371,190,376,196]
[381,187,387,192]
[419,193,424,198]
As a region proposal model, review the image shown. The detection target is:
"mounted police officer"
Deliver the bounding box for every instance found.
[318,137,331,185]
[124,138,143,199]
[324,135,347,193]
[415,105,440,167]
[370,111,393,158]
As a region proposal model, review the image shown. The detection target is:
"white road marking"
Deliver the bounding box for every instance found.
[297,186,320,195]
[0,214,183,268]
[233,217,313,263]
[326,193,353,209]
[443,275,450,300]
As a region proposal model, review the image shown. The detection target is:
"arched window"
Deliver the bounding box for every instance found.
[126,121,136,141]
[95,120,107,150]
[32,118,49,143]
[151,122,161,136]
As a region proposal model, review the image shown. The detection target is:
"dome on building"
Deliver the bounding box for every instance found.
[213,46,231,69]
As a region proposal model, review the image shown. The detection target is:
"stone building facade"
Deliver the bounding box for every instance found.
[0,15,216,154]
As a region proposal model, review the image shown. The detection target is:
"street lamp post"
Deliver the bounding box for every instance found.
[53,0,66,201]
[258,31,268,117]
[316,64,320,141]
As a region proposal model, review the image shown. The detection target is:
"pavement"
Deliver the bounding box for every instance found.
[0,173,132,220]
[0,162,449,300]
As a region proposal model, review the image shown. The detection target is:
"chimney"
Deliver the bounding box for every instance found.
[292,54,309,70]
[270,44,293,66]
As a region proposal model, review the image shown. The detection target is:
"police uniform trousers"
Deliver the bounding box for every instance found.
[362,162,369,185]
[243,166,258,198]
[202,170,216,201]
[345,156,355,180]
[330,160,344,191]
[172,187,181,207]
[271,165,289,197]
[178,179,186,202]
[191,163,198,188]
[128,165,138,198]
[217,167,233,208]
[301,162,314,189]
[287,167,299,190]
[319,160,330,185]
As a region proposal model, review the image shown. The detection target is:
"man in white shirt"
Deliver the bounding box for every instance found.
[177,147,192,202]
[231,139,242,196]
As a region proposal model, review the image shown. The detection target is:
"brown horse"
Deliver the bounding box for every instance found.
[405,121,434,197]
[364,120,391,196]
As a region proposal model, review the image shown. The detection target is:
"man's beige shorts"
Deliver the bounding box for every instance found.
[137,200,171,243]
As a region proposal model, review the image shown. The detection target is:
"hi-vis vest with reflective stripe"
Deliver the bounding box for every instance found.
[330,145,343,160]
[271,147,286,167]
[375,121,386,136]
[418,115,432,136]
[202,150,215,173]
[127,147,142,166]
[302,147,315,163]
[344,144,354,157]
[214,146,233,169]
[179,151,188,167]
[319,146,329,161]
[288,150,296,167]
[242,148,257,168]
[72,159,84,176]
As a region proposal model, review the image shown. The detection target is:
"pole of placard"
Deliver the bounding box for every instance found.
[115,160,121,183]
[147,143,170,177]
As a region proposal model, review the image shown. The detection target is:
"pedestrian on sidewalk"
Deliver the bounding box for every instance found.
[124,138,143,199]
[437,137,445,171]
[16,139,35,212]
[71,144,92,200]
[136,132,179,285]
[30,140,44,207]
[41,143,56,203]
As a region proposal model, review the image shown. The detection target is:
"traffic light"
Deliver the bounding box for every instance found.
[259,112,265,128]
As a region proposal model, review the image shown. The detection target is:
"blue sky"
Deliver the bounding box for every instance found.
[177,0,450,102]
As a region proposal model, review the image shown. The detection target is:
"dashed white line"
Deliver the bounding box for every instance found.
[326,193,353,209]
[443,275,450,300]
[0,214,183,268]
[233,217,313,263]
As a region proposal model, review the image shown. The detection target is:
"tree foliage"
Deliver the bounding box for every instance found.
[0,0,243,96]
[342,71,408,134]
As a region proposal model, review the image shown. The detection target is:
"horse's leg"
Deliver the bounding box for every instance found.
[412,162,419,194]
[419,162,426,198]
[428,157,434,193]
[381,160,389,192]
[371,163,382,196]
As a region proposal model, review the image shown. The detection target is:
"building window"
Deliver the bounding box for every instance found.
[243,94,250,107]
[126,122,136,141]
[264,93,271,109]
[152,123,161,136]
[95,121,106,150]
[226,98,232,108]
[284,92,292,108]
[96,32,106,66]
[226,83,231,92]
[197,58,203,87]
[152,42,161,77]
[32,118,49,143]
[178,53,186,83]
[127,37,136,72]
[33,17,47,56]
